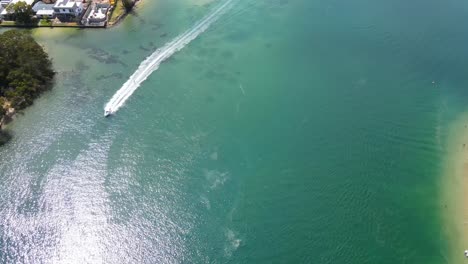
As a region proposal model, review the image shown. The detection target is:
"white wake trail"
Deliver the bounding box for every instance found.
[104,0,235,116]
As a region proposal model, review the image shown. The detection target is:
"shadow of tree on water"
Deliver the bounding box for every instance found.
[0,130,12,146]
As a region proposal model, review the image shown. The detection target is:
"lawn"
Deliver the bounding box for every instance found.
[0,21,16,26]
[38,19,52,27]
[108,0,126,25]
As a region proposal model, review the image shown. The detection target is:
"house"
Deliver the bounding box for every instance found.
[0,0,35,19]
[1,0,34,8]
[0,0,9,17]
[1,0,12,8]
[32,1,55,19]
[53,0,83,17]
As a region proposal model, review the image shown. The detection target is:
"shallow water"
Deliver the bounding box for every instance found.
[2,0,468,262]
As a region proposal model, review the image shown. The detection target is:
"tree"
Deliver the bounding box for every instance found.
[0,30,55,109]
[122,0,135,12]
[6,1,34,24]
[0,98,5,119]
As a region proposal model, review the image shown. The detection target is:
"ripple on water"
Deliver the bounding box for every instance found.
[225,228,242,258]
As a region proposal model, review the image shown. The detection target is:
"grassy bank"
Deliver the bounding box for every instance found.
[1,20,80,28]
[108,0,126,25]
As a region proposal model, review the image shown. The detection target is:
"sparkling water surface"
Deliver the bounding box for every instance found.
[2,0,468,262]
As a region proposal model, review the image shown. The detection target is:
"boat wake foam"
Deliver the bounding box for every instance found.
[104,0,235,116]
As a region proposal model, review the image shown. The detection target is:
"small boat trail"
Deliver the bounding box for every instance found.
[104,0,236,115]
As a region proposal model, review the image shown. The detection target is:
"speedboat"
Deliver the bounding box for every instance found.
[104,109,111,117]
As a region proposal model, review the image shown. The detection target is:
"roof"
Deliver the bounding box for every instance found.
[54,0,79,9]
[36,9,54,15]
[1,0,12,6]
[1,0,34,15]
[32,1,54,12]
[10,0,34,5]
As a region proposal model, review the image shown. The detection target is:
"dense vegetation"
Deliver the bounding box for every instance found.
[122,0,135,12]
[0,30,54,119]
[5,2,35,24]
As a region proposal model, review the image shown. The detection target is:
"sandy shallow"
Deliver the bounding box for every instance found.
[441,112,468,263]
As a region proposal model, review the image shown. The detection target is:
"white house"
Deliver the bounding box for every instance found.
[32,1,55,19]
[0,0,35,19]
[53,0,83,17]
[1,0,12,8]
[1,0,34,8]
[0,0,9,16]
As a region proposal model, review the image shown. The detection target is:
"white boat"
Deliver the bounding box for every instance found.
[104,109,111,117]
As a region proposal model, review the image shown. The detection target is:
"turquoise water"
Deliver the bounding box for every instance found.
[2,0,468,262]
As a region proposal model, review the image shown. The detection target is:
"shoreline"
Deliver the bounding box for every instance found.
[441,112,468,263]
[0,0,144,142]
[0,0,143,29]
[107,0,143,28]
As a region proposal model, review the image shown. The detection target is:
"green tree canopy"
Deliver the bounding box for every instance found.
[0,30,55,111]
[122,0,135,12]
[6,1,34,24]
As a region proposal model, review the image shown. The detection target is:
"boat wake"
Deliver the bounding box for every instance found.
[104,0,235,116]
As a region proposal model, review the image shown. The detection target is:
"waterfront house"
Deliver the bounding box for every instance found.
[0,0,12,8]
[0,0,9,17]
[0,0,34,20]
[32,1,55,19]
[53,0,84,18]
